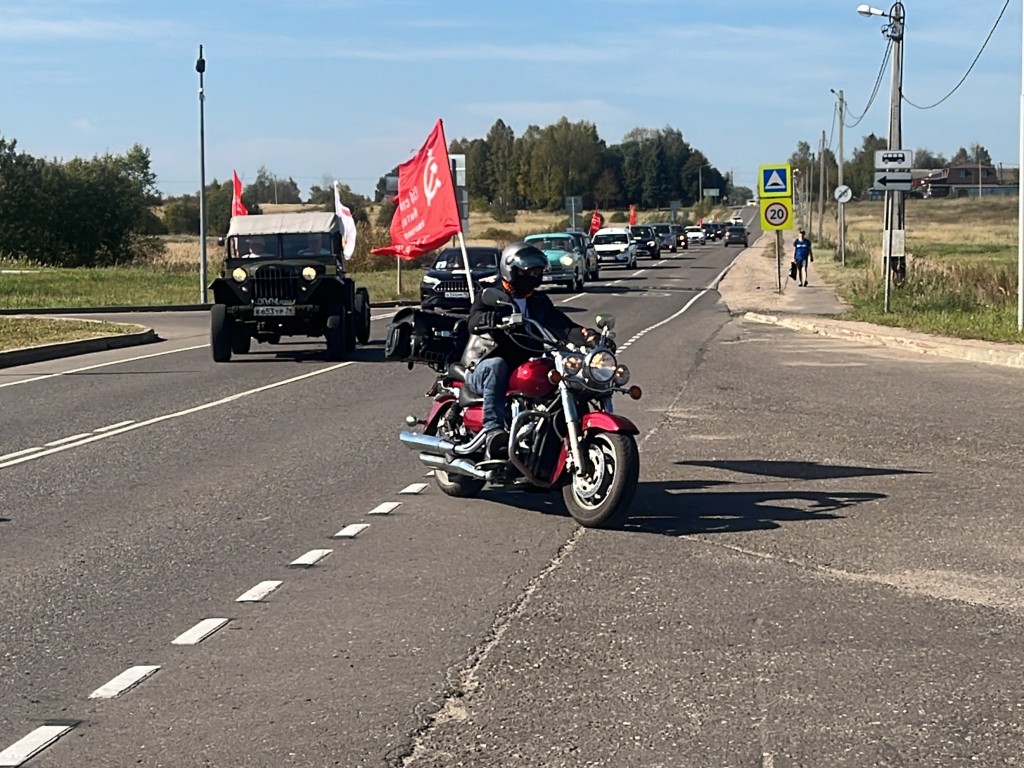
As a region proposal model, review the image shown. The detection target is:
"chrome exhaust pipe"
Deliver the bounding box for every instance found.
[419,452,490,481]
[399,431,454,455]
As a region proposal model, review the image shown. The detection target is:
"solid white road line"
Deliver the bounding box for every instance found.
[368,501,402,515]
[288,549,333,567]
[0,446,45,462]
[0,725,75,767]
[94,419,135,432]
[0,362,353,471]
[88,665,160,699]
[0,344,209,390]
[43,433,91,447]
[333,523,370,538]
[235,580,283,602]
[171,618,230,646]
[399,483,428,495]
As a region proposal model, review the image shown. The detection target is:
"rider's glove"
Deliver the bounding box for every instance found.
[475,310,501,331]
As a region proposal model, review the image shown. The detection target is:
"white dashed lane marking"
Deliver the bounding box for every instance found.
[88,665,160,699]
[559,292,586,304]
[171,618,230,646]
[0,724,75,767]
[333,523,370,538]
[368,501,401,515]
[399,483,428,495]
[288,549,333,567]
[235,580,283,603]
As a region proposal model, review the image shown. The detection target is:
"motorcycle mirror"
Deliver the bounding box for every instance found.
[481,287,511,307]
[595,314,616,330]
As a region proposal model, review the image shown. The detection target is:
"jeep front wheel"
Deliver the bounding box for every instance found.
[325,305,347,361]
[354,288,371,345]
[211,304,232,363]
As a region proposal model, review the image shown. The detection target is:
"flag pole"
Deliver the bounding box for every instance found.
[439,118,474,304]
[456,230,474,304]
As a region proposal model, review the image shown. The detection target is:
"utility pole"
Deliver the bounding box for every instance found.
[835,89,846,265]
[817,130,826,242]
[882,2,906,313]
[196,45,208,305]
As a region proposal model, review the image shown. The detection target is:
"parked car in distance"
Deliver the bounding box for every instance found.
[592,227,638,268]
[420,246,500,311]
[564,229,601,280]
[722,226,749,247]
[629,224,661,260]
[523,232,587,290]
[684,225,707,246]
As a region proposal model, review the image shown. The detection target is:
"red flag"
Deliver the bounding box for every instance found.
[628,204,636,225]
[231,171,248,217]
[589,209,603,236]
[371,119,461,259]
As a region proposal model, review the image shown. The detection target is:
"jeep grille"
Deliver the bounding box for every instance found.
[252,266,300,302]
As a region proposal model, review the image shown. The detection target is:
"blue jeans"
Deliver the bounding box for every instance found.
[466,357,509,432]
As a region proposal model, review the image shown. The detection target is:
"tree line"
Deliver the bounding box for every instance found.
[788,135,999,199]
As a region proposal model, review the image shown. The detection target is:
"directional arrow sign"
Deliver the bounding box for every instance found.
[873,171,913,191]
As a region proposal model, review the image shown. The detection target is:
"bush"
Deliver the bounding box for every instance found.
[609,211,627,223]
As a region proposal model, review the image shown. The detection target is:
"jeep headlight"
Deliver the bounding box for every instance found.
[562,353,584,376]
[586,350,617,383]
[559,254,574,268]
[301,266,317,281]
[231,267,247,283]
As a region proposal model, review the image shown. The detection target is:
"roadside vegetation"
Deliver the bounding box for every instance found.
[0,317,141,352]
[808,196,1024,343]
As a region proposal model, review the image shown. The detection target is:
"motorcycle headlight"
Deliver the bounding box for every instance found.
[231,267,247,283]
[562,353,584,376]
[586,350,617,383]
[613,365,630,385]
[301,266,317,281]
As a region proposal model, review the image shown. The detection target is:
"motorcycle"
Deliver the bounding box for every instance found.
[398,287,643,528]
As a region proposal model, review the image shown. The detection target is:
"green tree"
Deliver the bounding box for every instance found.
[950,143,992,165]
[846,133,888,195]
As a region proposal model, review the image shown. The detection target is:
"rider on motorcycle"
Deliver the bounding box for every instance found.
[461,241,599,457]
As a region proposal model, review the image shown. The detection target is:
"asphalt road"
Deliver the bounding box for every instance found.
[2,229,1022,767]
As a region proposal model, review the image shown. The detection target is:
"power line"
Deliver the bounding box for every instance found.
[845,39,893,129]
[903,0,1012,110]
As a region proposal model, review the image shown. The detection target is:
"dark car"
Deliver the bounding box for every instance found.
[629,224,661,260]
[419,246,501,311]
[722,225,749,247]
[565,229,601,281]
[650,222,677,253]
[702,222,722,241]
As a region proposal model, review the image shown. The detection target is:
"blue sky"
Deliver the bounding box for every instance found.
[0,0,1020,200]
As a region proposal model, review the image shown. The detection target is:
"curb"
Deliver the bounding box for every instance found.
[744,312,1024,369]
[0,299,417,316]
[0,326,159,370]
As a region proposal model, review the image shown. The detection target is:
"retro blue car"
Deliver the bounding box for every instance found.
[524,232,587,291]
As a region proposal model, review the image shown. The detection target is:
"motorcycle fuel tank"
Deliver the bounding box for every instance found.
[507,358,556,399]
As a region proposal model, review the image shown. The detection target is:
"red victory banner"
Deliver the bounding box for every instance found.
[628,204,637,225]
[589,209,603,236]
[231,171,248,217]
[371,120,461,259]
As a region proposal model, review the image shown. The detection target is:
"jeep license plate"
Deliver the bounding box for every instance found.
[254,306,295,317]
[444,291,469,299]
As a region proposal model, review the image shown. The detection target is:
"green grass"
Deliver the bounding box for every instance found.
[0,261,423,309]
[0,317,142,351]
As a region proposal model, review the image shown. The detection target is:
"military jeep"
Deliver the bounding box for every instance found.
[209,212,371,362]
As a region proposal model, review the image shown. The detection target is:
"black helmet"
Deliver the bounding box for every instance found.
[499,241,547,297]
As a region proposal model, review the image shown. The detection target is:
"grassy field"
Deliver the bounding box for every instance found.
[0,317,141,352]
[805,196,1023,343]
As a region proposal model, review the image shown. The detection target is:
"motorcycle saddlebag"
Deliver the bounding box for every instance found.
[384,307,468,371]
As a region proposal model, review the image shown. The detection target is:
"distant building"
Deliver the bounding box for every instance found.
[921,164,1017,198]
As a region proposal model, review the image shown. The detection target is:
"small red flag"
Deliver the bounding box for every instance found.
[371,120,461,260]
[628,204,636,225]
[589,209,603,236]
[231,171,248,217]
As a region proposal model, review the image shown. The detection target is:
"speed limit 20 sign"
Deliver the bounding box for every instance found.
[760,198,793,231]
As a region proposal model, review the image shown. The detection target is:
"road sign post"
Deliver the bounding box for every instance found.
[565,195,583,231]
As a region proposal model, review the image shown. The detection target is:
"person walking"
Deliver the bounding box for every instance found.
[794,229,813,287]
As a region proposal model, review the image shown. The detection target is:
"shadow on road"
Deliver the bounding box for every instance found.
[677,459,926,481]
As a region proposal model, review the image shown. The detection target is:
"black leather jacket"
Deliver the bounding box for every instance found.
[462,289,590,370]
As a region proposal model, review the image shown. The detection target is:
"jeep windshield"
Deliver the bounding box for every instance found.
[229,233,334,259]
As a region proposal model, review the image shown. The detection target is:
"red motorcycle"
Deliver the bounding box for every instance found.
[399,288,642,528]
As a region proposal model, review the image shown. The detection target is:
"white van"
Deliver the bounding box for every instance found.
[592,227,638,269]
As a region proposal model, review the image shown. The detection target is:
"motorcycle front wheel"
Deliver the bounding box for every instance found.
[562,432,639,528]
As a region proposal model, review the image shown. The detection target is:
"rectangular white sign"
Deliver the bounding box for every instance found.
[875,149,914,169]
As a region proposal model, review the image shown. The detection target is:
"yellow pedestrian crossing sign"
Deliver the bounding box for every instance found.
[759,164,791,199]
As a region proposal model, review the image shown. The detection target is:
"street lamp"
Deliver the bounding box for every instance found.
[858,1,905,313]
[196,45,208,305]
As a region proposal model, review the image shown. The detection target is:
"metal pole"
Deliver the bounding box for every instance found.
[776,230,783,292]
[882,3,905,297]
[837,89,846,265]
[196,45,208,304]
[1019,0,1023,330]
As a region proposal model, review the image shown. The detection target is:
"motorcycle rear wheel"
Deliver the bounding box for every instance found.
[430,406,485,498]
[562,432,639,528]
